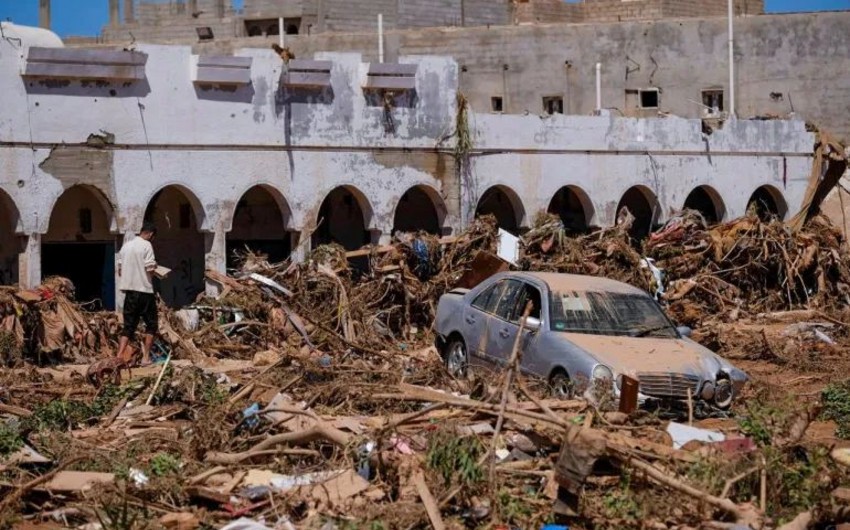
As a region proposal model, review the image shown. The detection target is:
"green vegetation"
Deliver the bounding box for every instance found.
[599,471,643,522]
[821,380,850,439]
[148,452,181,478]
[426,429,484,488]
[0,421,23,457]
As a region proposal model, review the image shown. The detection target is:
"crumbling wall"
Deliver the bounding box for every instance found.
[514,0,581,24]
[0,36,817,297]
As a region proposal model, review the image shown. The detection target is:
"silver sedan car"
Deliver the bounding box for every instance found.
[435,271,748,409]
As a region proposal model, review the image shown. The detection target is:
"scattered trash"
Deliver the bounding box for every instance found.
[666,422,726,449]
[128,468,149,487]
[3,212,850,529]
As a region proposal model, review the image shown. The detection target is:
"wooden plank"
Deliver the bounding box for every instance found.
[368,62,418,76]
[413,471,446,530]
[284,72,331,87]
[197,55,252,68]
[27,47,147,66]
[344,236,458,259]
[195,66,251,85]
[23,63,146,81]
[365,77,416,90]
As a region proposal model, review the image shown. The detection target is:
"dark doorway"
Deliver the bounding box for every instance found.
[393,186,442,235]
[547,186,592,234]
[144,186,205,308]
[747,186,787,221]
[227,186,291,269]
[313,186,370,251]
[616,186,659,242]
[0,192,19,286]
[43,242,115,310]
[683,186,724,224]
[43,186,115,309]
[475,186,522,235]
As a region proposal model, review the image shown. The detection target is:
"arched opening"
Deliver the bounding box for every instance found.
[547,186,594,234]
[42,185,116,309]
[313,186,372,251]
[683,185,726,224]
[475,185,524,235]
[0,191,20,286]
[227,186,291,268]
[144,186,205,308]
[616,186,660,242]
[392,185,444,236]
[747,185,788,221]
[286,24,299,35]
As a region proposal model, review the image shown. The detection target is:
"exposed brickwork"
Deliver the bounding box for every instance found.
[103,0,764,43]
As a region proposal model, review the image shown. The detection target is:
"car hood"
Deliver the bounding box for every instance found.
[560,332,721,378]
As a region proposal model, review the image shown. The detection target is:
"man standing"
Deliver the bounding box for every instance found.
[116,221,159,366]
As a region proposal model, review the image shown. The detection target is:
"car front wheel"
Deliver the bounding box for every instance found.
[445,338,469,378]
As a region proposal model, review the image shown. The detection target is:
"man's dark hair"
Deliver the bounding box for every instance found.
[141,221,157,235]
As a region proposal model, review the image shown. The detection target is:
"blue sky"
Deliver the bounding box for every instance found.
[0,0,846,37]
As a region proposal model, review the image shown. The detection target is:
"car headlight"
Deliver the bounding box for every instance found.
[592,364,613,382]
[701,381,716,400]
[714,378,733,409]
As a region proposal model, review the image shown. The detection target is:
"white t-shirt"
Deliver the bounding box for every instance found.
[118,236,157,293]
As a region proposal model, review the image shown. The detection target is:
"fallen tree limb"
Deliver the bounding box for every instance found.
[376,383,581,428]
[625,455,760,526]
[0,457,84,512]
[489,302,531,481]
[204,424,352,465]
[0,403,33,417]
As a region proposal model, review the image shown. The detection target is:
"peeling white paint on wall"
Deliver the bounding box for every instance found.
[0,26,815,307]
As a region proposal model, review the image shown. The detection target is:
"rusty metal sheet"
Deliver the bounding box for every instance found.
[455,251,509,290]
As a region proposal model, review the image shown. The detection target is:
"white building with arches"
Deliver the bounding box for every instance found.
[0,23,816,308]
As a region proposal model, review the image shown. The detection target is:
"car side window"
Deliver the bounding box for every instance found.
[494,280,524,321]
[510,283,542,322]
[471,281,505,314]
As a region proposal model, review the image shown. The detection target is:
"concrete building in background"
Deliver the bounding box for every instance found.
[95,0,764,43]
[0,22,826,311]
[33,2,845,144]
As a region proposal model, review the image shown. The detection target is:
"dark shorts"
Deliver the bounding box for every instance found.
[122,291,158,337]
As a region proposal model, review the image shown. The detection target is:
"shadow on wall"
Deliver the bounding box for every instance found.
[364,90,418,109]
[22,78,152,98]
[276,86,336,109]
[194,82,256,103]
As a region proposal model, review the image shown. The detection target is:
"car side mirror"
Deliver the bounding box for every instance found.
[524,316,542,332]
[677,326,693,338]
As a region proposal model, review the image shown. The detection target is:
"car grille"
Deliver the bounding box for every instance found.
[637,372,700,399]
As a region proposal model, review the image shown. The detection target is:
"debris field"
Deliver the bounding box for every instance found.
[3,210,850,530]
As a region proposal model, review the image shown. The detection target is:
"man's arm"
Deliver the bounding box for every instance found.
[144,244,157,278]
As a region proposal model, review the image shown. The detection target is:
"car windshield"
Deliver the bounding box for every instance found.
[548,290,678,338]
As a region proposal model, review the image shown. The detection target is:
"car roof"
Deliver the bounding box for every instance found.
[511,271,647,296]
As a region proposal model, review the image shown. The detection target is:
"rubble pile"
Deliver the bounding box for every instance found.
[0,277,120,367]
[3,214,850,529]
[522,210,850,324]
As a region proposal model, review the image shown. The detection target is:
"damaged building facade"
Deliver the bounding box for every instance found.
[0,24,816,309]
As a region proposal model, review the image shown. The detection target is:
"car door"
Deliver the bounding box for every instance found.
[488,280,544,369]
[464,280,507,362]
[485,279,525,366]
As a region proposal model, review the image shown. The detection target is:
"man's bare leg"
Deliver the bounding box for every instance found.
[141,333,155,365]
[116,336,130,361]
